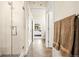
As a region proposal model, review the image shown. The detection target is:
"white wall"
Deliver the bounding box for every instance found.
[75,2,79,14]
[52,1,76,57]
[0,2,11,55]
[54,1,76,21]
[12,1,25,55]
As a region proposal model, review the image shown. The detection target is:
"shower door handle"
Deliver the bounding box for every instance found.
[11,26,17,36]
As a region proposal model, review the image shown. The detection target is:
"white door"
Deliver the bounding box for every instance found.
[0,2,11,55]
[48,12,53,48]
[12,2,25,55]
[46,12,49,48]
[46,11,53,48]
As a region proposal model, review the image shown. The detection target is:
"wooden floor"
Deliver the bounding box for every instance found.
[26,38,52,57]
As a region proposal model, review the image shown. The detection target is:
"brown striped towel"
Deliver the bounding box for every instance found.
[60,15,76,57]
[53,20,61,50]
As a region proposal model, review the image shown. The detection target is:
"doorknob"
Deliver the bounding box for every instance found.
[11,26,17,36]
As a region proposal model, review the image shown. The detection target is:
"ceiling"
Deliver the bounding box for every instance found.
[29,1,48,8]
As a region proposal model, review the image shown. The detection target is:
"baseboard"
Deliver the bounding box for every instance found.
[0,54,20,57]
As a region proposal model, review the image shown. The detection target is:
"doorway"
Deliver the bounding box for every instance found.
[26,1,52,57]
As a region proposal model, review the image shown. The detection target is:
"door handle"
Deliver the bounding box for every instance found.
[11,26,17,36]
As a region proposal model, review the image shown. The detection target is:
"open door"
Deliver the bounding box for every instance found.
[46,11,53,48]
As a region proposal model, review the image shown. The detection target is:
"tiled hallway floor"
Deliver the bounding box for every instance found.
[26,39,52,57]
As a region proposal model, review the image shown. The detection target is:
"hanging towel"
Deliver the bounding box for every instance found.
[71,16,79,57]
[60,15,76,57]
[53,21,61,50]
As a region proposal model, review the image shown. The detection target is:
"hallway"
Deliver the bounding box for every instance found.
[26,39,52,57]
